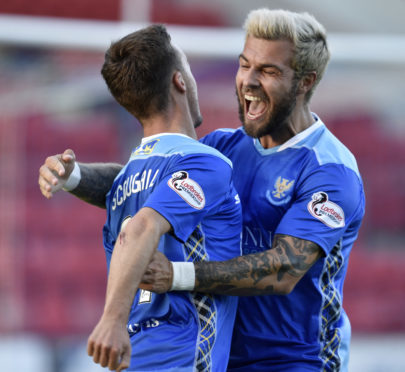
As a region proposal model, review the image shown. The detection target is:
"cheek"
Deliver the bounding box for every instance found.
[235,69,243,88]
[264,82,284,101]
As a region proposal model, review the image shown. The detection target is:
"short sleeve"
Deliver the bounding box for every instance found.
[144,153,234,243]
[276,163,365,255]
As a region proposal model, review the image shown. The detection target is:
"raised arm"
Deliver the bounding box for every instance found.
[38,149,123,208]
[141,234,324,296]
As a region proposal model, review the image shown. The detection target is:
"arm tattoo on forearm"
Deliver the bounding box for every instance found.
[70,163,123,208]
[195,234,323,296]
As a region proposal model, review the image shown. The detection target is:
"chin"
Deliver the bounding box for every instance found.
[242,123,260,138]
[242,117,270,139]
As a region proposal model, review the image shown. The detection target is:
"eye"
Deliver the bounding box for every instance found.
[263,69,277,76]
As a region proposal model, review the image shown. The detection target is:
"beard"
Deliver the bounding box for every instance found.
[237,82,298,140]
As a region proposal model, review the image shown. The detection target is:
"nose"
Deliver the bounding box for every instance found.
[239,68,260,90]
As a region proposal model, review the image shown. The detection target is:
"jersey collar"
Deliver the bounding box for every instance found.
[252,113,324,154]
[141,132,192,144]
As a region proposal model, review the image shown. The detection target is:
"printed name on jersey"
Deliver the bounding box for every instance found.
[168,171,205,209]
[307,191,345,228]
[266,176,295,205]
[127,318,161,335]
[112,168,160,211]
[132,139,160,156]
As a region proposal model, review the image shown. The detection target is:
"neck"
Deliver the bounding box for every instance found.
[259,105,314,149]
[141,110,197,140]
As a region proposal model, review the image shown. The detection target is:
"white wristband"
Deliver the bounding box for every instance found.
[62,162,81,191]
[170,262,195,291]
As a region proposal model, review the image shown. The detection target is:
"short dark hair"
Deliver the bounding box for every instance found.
[101,24,181,119]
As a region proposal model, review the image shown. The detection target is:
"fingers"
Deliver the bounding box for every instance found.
[38,175,53,199]
[88,340,118,370]
[44,154,67,177]
[38,150,76,198]
[106,348,119,370]
[87,334,130,371]
[139,251,173,293]
[61,148,76,165]
[39,163,59,185]
[38,164,60,198]
[87,338,95,358]
[99,345,110,367]
[92,345,102,366]
[116,345,131,372]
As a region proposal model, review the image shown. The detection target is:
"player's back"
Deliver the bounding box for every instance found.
[103,133,242,371]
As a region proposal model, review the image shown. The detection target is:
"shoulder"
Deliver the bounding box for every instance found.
[302,120,360,177]
[292,119,365,215]
[148,135,235,181]
[179,136,234,170]
[200,127,245,145]
[130,134,232,167]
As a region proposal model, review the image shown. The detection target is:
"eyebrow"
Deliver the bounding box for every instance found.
[239,53,283,73]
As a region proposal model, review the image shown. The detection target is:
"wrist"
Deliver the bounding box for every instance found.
[101,311,129,326]
[63,162,81,191]
[170,262,195,291]
[102,303,131,323]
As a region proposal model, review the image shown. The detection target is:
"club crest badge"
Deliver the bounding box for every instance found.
[307,191,345,228]
[168,171,205,209]
[132,139,160,157]
[266,176,295,205]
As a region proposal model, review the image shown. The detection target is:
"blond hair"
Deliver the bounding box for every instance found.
[244,8,330,101]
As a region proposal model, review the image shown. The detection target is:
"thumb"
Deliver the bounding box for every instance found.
[61,149,76,163]
[116,346,131,372]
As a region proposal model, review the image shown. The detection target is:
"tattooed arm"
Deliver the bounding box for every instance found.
[38,148,123,208]
[72,162,123,208]
[194,234,324,296]
[141,234,324,296]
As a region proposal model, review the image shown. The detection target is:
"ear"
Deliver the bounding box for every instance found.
[297,71,317,95]
[173,71,186,93]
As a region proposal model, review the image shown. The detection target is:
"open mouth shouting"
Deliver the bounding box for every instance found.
[245,94,268,121]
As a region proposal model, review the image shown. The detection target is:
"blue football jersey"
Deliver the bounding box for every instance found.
[201,114,365,372]
[103,133,242,372]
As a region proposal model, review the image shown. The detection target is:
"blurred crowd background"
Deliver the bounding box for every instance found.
[0,0,404,371]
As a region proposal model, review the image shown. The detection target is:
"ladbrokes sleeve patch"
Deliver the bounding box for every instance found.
[168,171,205,210]
[307,191,345,228]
